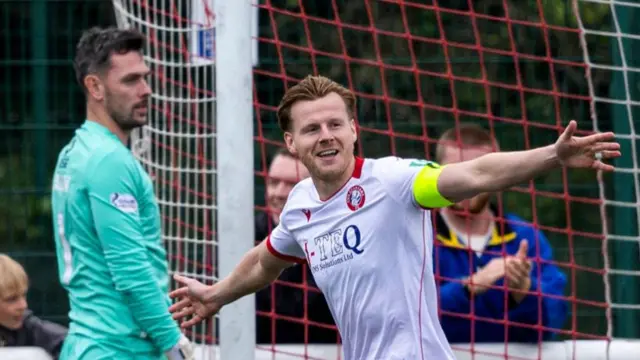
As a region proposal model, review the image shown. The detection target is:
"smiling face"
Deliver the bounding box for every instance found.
[266,152,310,223]
[284,92,358,183]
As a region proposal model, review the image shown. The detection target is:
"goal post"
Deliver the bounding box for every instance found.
[215,0,256,359]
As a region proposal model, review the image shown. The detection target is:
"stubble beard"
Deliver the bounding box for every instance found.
[105,93,146,132]
[304,153,349,184]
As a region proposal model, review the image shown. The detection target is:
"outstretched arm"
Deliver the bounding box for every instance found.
[434,120,620,203]
[209,240,294,306]
[170,239,296,328]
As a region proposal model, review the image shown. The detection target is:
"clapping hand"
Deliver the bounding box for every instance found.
[466,240,531,296]
[504,240,532,303]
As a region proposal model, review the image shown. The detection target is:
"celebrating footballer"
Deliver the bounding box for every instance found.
[169,75,620,360]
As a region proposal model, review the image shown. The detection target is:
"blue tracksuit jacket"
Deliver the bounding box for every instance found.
[432,208,569,343]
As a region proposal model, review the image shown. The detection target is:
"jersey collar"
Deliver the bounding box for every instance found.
[433,204,517,249]
[352,156,364,179]
[81,120,122,142]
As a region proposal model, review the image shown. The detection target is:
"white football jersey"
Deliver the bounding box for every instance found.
[267,156,456,360]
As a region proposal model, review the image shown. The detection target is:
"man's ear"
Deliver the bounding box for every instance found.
[284,132,297,157]
[350,118,358,143]
[84,74,105,101]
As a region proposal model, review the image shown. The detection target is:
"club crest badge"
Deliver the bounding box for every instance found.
[346,185,366,211]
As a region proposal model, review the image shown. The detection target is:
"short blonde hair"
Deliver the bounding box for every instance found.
[0,254,29,298]
[435,123,499,163]
[276,75,356,132]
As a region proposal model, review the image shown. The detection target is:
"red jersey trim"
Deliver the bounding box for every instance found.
[319,156,365,201]
[352,156,364,179]
[266,234,306,264]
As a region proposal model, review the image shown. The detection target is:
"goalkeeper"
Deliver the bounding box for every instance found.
[50,27,193,360]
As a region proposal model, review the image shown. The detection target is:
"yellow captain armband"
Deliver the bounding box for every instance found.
[411,162,454,208]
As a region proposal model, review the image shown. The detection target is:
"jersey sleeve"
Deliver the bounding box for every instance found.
[266,221,306,264]
[374,157,454,209]
[86,150,181,352]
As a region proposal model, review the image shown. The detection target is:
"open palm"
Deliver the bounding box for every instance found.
[169,274,221,329]
[555,120,621,171]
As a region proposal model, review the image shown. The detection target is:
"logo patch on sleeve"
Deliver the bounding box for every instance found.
[409,160,440,168]
[110,193,138,213]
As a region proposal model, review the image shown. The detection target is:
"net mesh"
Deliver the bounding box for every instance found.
[254,1,611,358]
[575,0,640,340]
[109,0,640,359]
[112,0,218,357]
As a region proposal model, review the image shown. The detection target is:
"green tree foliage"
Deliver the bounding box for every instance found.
[0,154,51,248]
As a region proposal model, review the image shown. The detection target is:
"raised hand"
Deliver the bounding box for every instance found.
[169,274,221,329]
[505,240,531,292]
[554,120,621,171]
[466,241,532,296]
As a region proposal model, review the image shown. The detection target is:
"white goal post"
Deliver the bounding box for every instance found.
[214,1,255,359]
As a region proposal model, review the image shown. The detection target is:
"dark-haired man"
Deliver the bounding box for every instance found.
[50,27,193,360]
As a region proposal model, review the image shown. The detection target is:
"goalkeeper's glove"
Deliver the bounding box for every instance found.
[165,334,195,360]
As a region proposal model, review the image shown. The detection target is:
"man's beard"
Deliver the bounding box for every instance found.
[305,157,345,183]
[105,94,146,132]
[110,109,141,131]
[300,149,352,183]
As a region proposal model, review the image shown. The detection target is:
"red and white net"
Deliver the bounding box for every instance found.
[112,0,218,357]
[254,2,611,359]
[111,0,640,359]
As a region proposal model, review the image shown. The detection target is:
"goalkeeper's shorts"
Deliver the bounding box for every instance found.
[60,333,164,360]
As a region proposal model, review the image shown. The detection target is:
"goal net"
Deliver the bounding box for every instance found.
[575,0,640,344]
[110,0,640,359]
[112,0,219,358]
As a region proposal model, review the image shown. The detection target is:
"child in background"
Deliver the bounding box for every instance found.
[0,253,67,359]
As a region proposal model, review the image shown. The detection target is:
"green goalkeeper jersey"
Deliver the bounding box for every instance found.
[51,120,181,354]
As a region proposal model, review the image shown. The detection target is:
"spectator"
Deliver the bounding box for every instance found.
[0,254,67,359]
[432,124,569,343]
[255,148,311,241]
[255,148,337,344]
